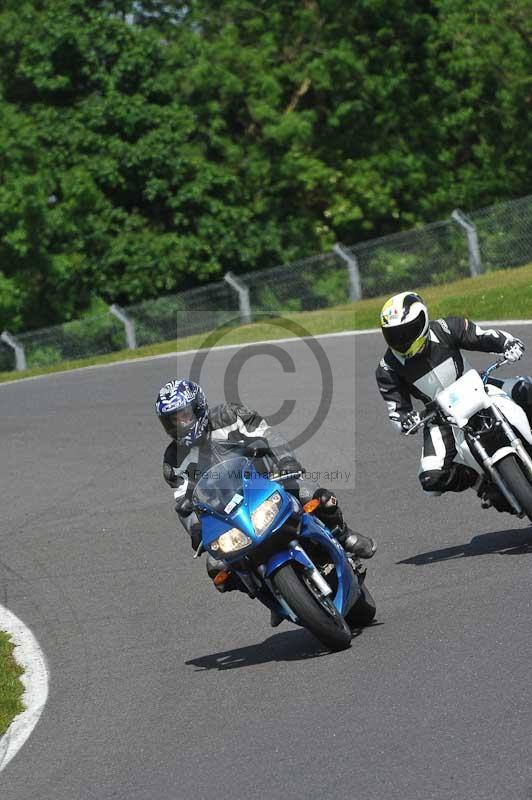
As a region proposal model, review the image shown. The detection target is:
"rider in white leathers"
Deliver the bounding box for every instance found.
[376,292,530,507]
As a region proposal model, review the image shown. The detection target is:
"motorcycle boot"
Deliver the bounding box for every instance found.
[270,609,284,628]
[337,527,378,559]
[312,489,377,559]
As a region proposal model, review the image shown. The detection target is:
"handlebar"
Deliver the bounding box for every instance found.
[220,438,273,458]
[404,402,439,435]
[271,470,304,481]
[481,358,509,384]
[404,408,438,436]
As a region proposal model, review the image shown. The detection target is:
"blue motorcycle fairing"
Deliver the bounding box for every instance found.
[194,458,360,621]
[196,466,296,558]
[264,513,360,616]
[264,544,315,576]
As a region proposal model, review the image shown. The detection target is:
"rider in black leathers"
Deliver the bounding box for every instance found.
[155,380,376,611]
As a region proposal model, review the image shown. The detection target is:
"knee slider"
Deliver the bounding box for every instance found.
[312,488,343,528]
[419,469,449,493]
[312,488,337,505]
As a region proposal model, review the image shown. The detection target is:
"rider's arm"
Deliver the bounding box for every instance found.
[235,405,294,464]
[211,401,297,465]
[376,359,413,432]
[162,441,180,487]
[163,441,195,495]
[437,317,517,354]
[163,442,196,520]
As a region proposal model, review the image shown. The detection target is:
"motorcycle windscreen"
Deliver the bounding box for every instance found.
[436,369,492,427]
[193,456,249,514]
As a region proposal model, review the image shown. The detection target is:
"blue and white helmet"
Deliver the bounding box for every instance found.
[155,379,209,446]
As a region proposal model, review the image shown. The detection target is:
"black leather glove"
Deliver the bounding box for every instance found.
[277,455,305,475]
[173,475,192,514]
[177,497,194,518]
[400,410,421,434]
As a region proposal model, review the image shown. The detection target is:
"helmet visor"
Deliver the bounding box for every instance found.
[160,406,196,438]
[382,311,427,355]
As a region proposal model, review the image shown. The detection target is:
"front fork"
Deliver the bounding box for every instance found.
[258,543,337,623]
[468,405,532,514]
[490,405,532,482]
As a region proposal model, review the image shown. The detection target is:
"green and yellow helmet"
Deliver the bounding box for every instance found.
[380,292,429,357]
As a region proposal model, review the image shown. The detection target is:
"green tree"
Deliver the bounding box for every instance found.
[0,0,529,333]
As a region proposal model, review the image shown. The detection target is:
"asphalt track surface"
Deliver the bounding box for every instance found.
[3,326,532,800]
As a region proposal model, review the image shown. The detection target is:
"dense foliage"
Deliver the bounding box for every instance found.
[0,0,530,332]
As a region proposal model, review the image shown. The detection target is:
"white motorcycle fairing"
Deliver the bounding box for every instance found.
[434,370,532,475]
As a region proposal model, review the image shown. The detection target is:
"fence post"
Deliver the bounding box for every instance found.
[110,304,137,350]
[1,330,27,371]
[333,243,363,301]
[224,272,252,324]
[451,209,482,277]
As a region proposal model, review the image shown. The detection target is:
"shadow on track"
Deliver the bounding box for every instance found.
[185,626,376,671]
[399,526,532,566]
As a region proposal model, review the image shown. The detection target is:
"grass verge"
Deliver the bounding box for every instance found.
[0,632,25,736]
[1,262,532,384]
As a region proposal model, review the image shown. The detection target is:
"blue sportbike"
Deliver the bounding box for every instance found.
[192,451,376,652]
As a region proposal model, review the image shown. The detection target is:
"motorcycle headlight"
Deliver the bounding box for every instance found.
[210,528,252,555]
[251,492,282,535]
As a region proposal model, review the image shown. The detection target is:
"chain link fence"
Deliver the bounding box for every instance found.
[0,313,126,372]
[126,280,239,346]
[470,195,532,271]
[242,251,351,313]
[349,219,467,299]
[2,194,531,372]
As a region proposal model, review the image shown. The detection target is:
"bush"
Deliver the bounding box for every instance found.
[0,345,14,372]
[60,314,125,359]
[129,296,181,346]
[26,345,62,368]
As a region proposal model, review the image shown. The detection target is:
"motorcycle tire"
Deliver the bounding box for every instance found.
[345,583,376,629]
[271,563,352,652]
[496,454,532,522]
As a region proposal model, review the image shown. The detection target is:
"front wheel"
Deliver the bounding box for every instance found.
[271,563,352,652]
[496,454,532,522]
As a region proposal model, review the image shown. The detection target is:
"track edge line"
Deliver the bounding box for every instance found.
[0,606,49,773]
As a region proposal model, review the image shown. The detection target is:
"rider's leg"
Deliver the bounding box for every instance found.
[311,489,377,559]
[418,424,479,494]
[205,553,246,593]
[178,511,246,592]
[508,377,532,427]
[419,417,518,512]
[487,376,532,428]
